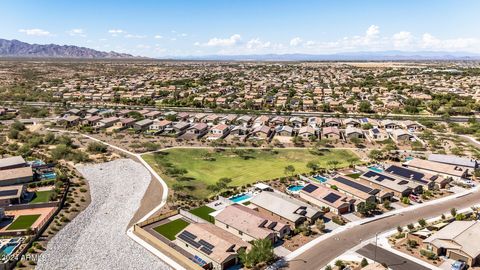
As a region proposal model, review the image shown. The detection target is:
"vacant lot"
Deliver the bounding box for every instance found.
[153,219,189,240]
[143,148,359,199]
[7,214,41,230]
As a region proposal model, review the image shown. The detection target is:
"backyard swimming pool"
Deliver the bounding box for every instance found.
[41,172,56,180]
[368,166,383,173]
[287,185,304,192]
[313,175,328,183]
[229,193,252,203]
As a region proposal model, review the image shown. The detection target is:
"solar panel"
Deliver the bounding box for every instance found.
[302,184,319,193]
[182,230,197,239]
[385,165,428,184]
[200,247,213,255]
[334,176,373,194]
[0,189,18,197]
[363,171,395,182]
[323,193,341,203]
[199,240,215,250]
[178,233,201,248]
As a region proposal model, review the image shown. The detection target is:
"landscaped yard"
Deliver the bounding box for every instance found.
[29,190,54,204]
[189,206,215,223]
[143,148,360,199]
[6,214,41,230]
[153,218,189,240]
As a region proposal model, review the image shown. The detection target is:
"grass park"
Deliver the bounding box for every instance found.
[142,148,360,199]
[6,214,41,231]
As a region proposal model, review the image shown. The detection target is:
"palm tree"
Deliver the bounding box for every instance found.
[284,165,295,178]
[327,160,339,170]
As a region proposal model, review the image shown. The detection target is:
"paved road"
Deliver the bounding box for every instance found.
[357,244,430,270]
[287,190,480,270]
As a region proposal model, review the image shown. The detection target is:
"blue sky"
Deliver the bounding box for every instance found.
[1,0,480,57]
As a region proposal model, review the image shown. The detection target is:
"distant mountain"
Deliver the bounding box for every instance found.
[172,51,480,61]
[0,39,140,59]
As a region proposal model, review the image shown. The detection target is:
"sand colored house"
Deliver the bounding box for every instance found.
[175,222,250,270]
[214,204,290,243]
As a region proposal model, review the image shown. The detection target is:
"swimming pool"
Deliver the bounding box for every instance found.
[0,242,18,256]
[313,175,328,183]
[287,185,304,192]
[405,156,414,162]
[368,166,383,173]
[41,172,56,180]
[229,193,252,203]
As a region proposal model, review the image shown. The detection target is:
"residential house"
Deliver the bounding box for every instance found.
[0,185,26,206]
[368,128,389,141]
[250,125,273,140]
[322,127,341,140]
[423,221,480,267]
[299,183,356,214]
[298,126,317,140]
[185,123,209,139]
[344,126,364,139]
[0,167,33,186]
[327,175,392,203]
[134,119,154,132]
[428,154,478,169]
[207,124,230,140]
[214,204,290,243]
[175,222,250,270]
[404,158,467,181]
[0,156,27,170]
[250,191,322,228]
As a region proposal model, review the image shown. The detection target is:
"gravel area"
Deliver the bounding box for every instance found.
[36,159,170,270]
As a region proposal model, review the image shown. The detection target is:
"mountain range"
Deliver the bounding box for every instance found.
[1,38,480,60]
[0,38,137,58]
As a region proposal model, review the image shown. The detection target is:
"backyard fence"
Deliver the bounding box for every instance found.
[179,209,207,223]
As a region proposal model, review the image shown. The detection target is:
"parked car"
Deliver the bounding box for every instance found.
[451,260,467,270]
[409,194,421,203]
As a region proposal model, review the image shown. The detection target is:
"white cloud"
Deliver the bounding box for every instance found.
[124,34,146,39]
[366,25,380,38]
[67,28,86,37]
[154,35,163,39]
[392,31,413,48]
[204,34,241,47]
[19,28,51,36]
[180,33,188,37]
[290,37,303,47]
[108,29,125,36]
[421,33,478,51]
[246,38,271,50]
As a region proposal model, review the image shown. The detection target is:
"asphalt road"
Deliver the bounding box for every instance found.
[287,190,480,270]
[357,244,431,270]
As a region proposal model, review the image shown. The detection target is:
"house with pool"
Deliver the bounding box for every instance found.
[299,183,356,214]
[249,191,322,228]
[214,204,290,243]
[327,175,393,203]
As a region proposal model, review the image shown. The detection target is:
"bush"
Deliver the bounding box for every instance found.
[87,142,108,153]
[420,249,438,260]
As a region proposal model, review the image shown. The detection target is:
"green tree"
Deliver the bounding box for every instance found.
[284,165,295,177]
[238,239,275,268]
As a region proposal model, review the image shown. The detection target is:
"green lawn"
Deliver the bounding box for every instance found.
[153,219,189,240]
[29,190,54,204]
[6,214,41,231]
[189,206,215,223]
[143,148,360,199]
[346,173,361,179]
